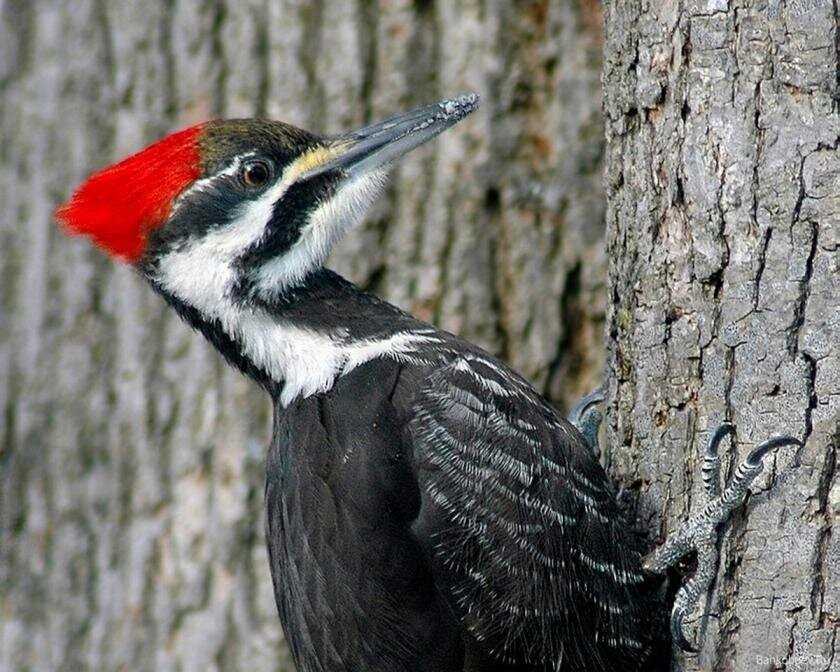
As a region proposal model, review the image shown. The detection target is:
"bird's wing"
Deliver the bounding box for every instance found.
[406,355,658,669]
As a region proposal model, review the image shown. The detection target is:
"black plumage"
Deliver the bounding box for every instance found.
[61,96,792,672]
[167,269,666,671]
[135,108,670,670]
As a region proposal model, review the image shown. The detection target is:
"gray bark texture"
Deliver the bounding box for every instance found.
[602,1,839,671]
[0,1,607,670]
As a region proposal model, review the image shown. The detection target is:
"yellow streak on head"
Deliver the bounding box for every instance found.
[287,142,353,182]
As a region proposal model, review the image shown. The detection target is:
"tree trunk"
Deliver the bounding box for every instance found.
[0,2,606,670]
[602,1,839,670]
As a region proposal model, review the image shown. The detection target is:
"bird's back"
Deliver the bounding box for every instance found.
[264,316,666,672]
[401,347,666,670]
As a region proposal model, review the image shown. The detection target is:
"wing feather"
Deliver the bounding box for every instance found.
[407,355,659,669]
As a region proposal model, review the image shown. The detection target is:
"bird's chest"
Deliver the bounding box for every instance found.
[263,364,460,672]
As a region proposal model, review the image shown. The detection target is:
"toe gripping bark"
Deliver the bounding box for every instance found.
[641,424,801,652]
[568,396,802,654]
[567,385,606,453]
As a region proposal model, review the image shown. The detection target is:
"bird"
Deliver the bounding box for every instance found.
[57,94,800,671]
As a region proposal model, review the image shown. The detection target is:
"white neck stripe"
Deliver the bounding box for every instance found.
[153,152,406,403]
[226,316,441,405]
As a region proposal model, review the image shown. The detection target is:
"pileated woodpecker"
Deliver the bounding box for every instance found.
[57,95,799,671]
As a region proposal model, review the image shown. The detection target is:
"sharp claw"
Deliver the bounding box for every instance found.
[706,422,734,459]
[703,423,732,499]
[578,410,603,453]
[567,385,607,427]
[745,435,802,467]
[670,607,698,653]
[567,385,607,454]
[651,428,802,656]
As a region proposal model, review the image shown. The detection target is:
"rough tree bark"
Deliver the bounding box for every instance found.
[0,2,606,670]
[603,1,839,671]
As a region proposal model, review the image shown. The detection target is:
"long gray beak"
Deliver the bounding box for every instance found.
[301,93,480,180]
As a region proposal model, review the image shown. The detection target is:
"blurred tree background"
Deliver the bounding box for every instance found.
[3,1,838,671]
[1,2,606,670]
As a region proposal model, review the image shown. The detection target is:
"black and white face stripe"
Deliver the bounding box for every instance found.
[148,152,265,256]
[149,146,386,310]
[147,146,403,405]
[139,101,479,403]
[234,167,387,301]
[233,174,338,282]
[148,152,296,313]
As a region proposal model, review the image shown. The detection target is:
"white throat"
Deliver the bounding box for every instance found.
[253,170,387,297]
[153,158,428,404]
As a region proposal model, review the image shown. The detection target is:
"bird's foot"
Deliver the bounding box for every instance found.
[568,385,635,511]
[642,424,802,652]
[567,384,606,454]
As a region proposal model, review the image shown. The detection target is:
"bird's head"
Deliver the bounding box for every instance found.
[57,94,478,316]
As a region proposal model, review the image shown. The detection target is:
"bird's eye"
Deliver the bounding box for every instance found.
[241,160,272,188]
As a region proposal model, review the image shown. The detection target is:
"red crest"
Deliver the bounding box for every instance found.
[56,124,205,262]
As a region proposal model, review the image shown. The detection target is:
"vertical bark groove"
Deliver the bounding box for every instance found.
[603,1,840,670]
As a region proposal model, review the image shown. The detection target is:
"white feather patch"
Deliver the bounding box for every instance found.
[156,157,298,315]
[253,170,387,296]
[227,316,440,405]
[170,153,255,212]
[154,156,421,404]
